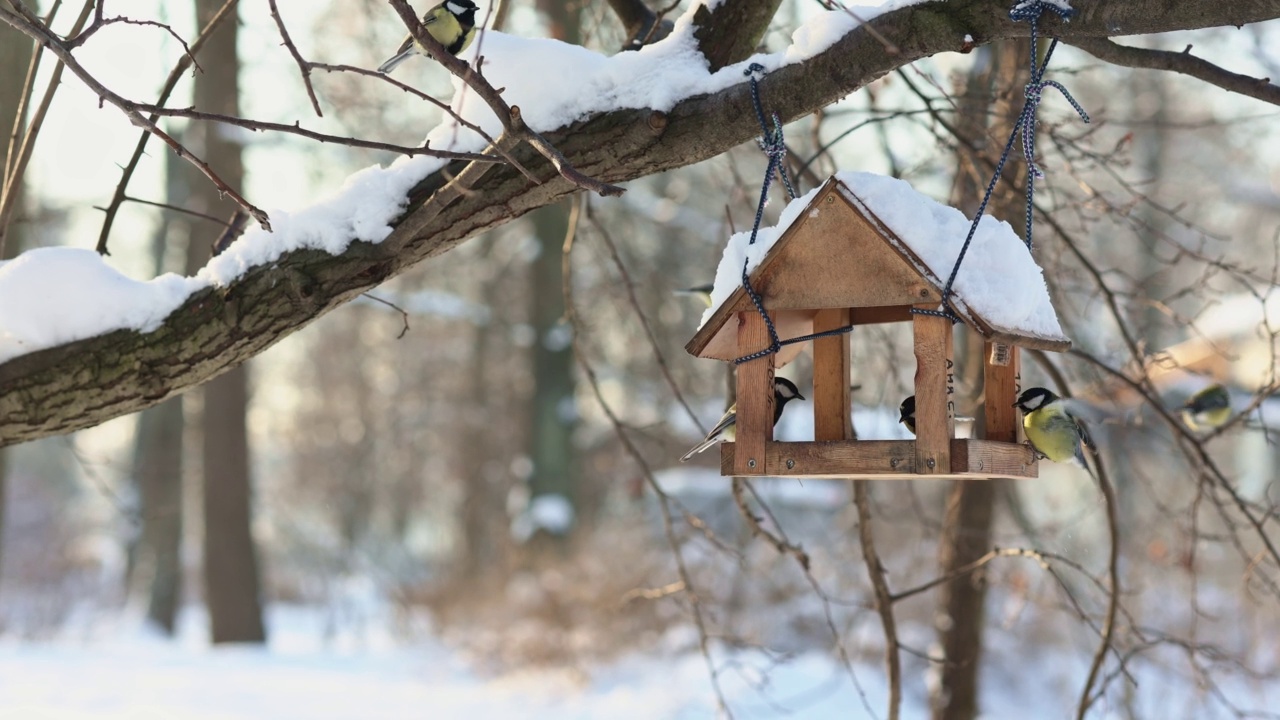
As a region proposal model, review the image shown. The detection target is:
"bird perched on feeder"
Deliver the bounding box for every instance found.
[681,377,805,461]
[674,283,715,308]
[377,0,480,74]
[898,396,916,435]
[1014,387,1094,473]
[1179,383,1231,431]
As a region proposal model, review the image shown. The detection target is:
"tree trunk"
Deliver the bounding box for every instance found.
[931,41,1029,720]
[132,397,184,633]
[522,2,583,550]
[0,17,37,586]
[192,0,265,644]
[524,201,578,548]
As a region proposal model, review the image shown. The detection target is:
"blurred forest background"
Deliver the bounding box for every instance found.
[2,0,1280,717]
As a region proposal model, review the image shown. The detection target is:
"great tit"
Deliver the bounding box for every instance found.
[377,0,480,74]
[1013,387,1093,470]
[899,396,916,435]
[674,283,716,308]
[1180,383,1231,430]
[680,377,804,461]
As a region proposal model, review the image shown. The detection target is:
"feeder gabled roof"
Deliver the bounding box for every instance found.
[686,173,1071,363]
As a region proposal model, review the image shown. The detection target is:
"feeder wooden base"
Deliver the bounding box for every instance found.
[719,439,1038,480]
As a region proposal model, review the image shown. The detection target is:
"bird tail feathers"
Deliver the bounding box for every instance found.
[680,437,720,463]
[377,48,415,74]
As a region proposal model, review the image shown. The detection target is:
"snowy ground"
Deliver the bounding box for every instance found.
[0,605,910,720]
[1,602,1277,719]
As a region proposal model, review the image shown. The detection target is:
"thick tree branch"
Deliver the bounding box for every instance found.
[3,0,1279,445]
[1070,37,1280,107]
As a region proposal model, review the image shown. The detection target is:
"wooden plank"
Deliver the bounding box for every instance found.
[734,311,775,476]
[812,308,852,442]
[849,305,911,326]
[694,308,814,365]
[983,342,1021,443]
[718,440,1034,480]
[722,441,915,477]
[950,439,1038,479]
[754,190,939,310]
[912,307,954,475]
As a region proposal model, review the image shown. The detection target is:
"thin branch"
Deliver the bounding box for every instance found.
[267,0,322,117]
[94,0,239,255]
[2,0,55,189]
[561,195,732,717]
[0,4,271,232]
[1070,37,1280,107]
[0,0,91,256]
[385,0,623,197]
[360,293,411,339]
[100,195,236,228]
[854,480,901,720]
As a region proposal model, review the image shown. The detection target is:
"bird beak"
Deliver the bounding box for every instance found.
[798,392,806,401]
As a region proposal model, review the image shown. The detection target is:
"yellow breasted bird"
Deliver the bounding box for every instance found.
[377,0,480,74]
[1180,383,1231,431]
[681,377,804,461]
[1014,387,1094,473]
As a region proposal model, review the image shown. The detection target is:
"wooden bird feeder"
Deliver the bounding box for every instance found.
[685,175,1071,480]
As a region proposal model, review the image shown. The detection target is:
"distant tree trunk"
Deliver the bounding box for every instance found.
[931,41,1029,720]
[525,201,579,549]
[125,137,192,635]
[192,0,265,644]
[0,18,37,586]
[132,399,185,632]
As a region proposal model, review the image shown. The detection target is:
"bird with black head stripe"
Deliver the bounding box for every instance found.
[1014,387,1095,477]
[378,0,480,74]
[681,377,804,461]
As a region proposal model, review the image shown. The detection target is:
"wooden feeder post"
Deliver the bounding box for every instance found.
[734,310,775,476]
[812,308,853,442]
[912,307,954,475]
[983,341,1020,443]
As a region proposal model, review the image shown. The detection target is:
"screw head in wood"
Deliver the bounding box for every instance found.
[786,459,795,470]
[748,458,757,469]
[927,458,936,469]
[920,288,929,298]
[890,458,900,468]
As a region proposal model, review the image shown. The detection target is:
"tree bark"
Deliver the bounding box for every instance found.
[192,0,265,644]
[2,1,1278,447]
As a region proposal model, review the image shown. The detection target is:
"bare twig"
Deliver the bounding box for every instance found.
[561,195,731,717]
[360,293,411,339]
[267,0,322,117]
[0,0,91,256]
[854,480,902,720]
[210,211,249,258]
[385,0,623,197]
[0,4,271,232]
[94,0,239,255]
[1070,37,1280,107]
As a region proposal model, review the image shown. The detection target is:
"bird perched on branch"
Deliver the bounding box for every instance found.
[1179,383,1231,431]
[1014,387,1094,474]
[681,377,804,461]
[377,0,479,74]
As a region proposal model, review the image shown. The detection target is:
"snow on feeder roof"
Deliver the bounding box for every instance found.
[687,172,1070,365]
